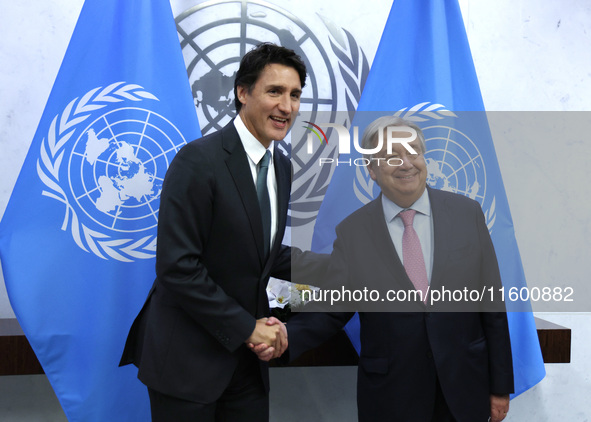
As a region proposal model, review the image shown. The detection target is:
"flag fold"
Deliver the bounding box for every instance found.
[0,0,200,420]
[311,0,545,398]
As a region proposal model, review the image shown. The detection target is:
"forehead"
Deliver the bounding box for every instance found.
[374,134,423,155]
[255,63,301,89]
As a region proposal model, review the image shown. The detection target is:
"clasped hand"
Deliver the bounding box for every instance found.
[245,317,287,361]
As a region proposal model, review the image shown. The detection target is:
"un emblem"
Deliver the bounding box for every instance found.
[69,108,182,232]
[37,82,188,261]
[423,126,487,202]
[176,0,338,136]
[355,104,496,231]
[175,0,369,226]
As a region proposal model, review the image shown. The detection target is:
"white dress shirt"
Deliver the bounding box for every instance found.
[234,116,278,249]
[381,189,434,283]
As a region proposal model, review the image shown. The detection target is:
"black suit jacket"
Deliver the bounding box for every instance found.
[288,187,514,422]
[120,122,322,403]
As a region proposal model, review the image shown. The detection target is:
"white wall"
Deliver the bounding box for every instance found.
[0,0,85,320]
[0,0,589,420]
[458,1,591,419]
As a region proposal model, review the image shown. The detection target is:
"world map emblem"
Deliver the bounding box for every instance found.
[175,0,369,226]
[423,126,487,202]
[37,82,188,262]
[176,0,339,134]
[423,124,496,230]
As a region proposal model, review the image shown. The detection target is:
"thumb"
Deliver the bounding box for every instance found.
[266,316,281,326]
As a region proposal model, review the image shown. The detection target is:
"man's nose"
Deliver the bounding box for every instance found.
[399,155,415,169]
[277,94,291,113]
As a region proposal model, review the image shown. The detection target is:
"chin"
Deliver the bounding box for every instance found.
[270,130,288,141]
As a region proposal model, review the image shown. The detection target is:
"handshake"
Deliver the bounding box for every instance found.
[245,317,287,362]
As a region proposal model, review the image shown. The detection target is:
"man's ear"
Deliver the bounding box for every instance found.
[367,163,377,182]
[236,85,248,106]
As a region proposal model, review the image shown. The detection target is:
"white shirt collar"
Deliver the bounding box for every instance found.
[382,187,431,222]
[234,115,274,165]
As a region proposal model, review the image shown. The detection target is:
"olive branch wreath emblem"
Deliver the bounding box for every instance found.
[290,19,370,226]
[36,82,162,262]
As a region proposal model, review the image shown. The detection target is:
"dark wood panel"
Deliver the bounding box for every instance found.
[286,329,359,367]
[0,319,44,375]
[535,317,571,363]
[0,317,571,375]
[280,317,572,366]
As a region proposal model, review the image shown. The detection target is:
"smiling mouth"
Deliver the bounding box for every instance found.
[270,116,288,125]
[397,173,417,180]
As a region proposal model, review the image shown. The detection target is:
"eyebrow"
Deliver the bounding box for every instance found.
[266,84,302,94]
[409,141,421,151]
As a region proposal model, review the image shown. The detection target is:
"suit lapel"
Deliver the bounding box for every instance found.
[273,145,290,248]
[364,188,457,305]
[365,196,417,292]
[260,143,290,276]
[221,124,266,266]
[428,187,451,290]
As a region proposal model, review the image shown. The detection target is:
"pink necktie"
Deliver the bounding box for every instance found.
[399,209,429,302]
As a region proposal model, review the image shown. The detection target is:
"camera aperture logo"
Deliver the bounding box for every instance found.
[303,121,329,146]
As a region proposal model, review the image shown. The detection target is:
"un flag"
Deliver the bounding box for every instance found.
[312,0,545,398]
[0,0,200,420]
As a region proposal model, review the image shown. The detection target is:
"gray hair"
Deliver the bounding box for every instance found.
[360,115,426,161]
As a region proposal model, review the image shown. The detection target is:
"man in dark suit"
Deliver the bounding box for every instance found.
[120,43,324,422]
[257,116,514,421]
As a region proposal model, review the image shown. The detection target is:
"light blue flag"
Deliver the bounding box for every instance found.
[311,0,545,397]
[0,0,200,420]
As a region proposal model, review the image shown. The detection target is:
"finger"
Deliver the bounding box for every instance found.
[251,343,269,354]
[257,347,275,362]
[278,328,288,354]
[272,340,284,358]
[281,325,289,352]
[267,322,282,351]
[490,410,506,422]
[252,343,272,354]
[272,326,281,351]
[278,320,288,337]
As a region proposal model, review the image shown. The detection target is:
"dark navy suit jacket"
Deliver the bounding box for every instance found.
[287,187,514,422]
[120,122,324,403]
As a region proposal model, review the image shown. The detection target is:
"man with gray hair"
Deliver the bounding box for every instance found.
[263,115,514,421]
